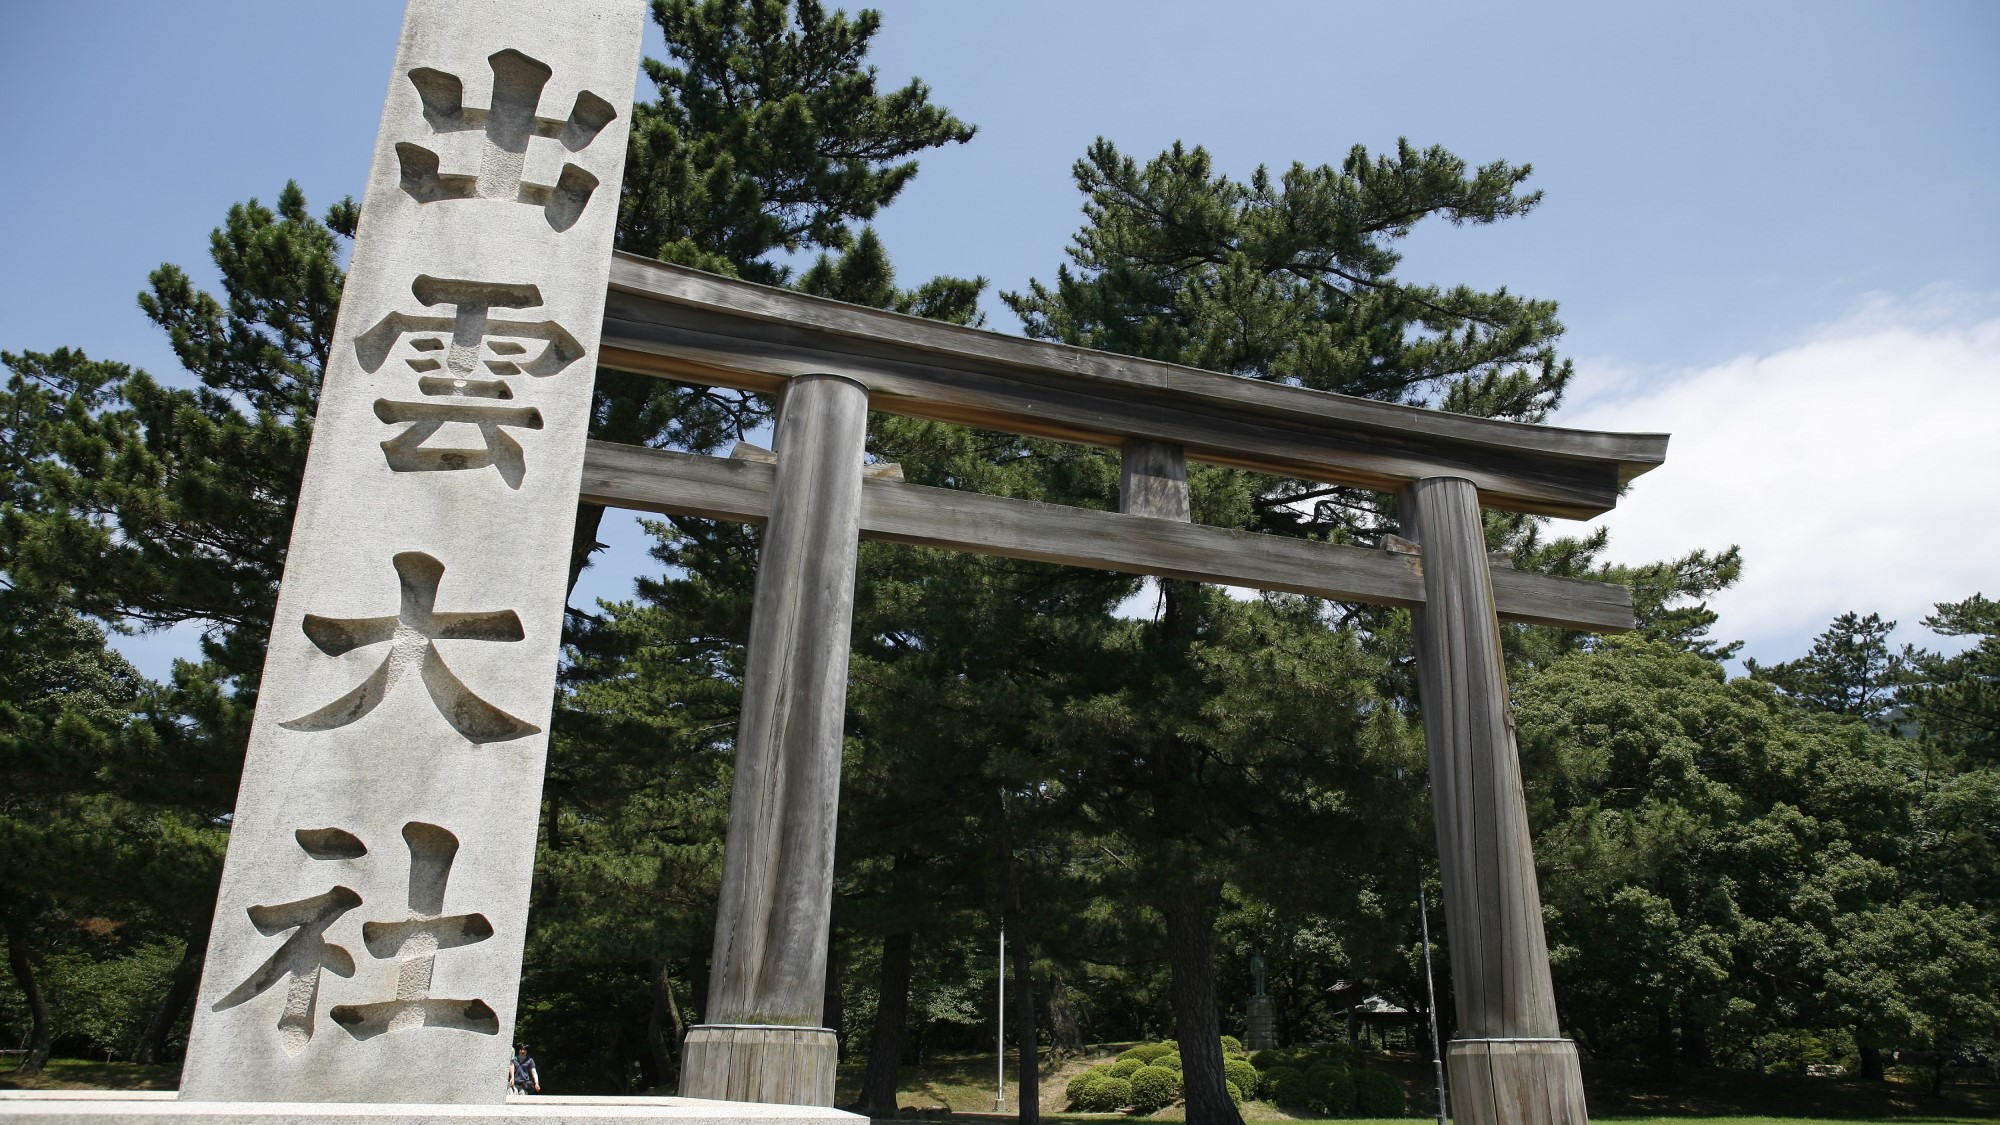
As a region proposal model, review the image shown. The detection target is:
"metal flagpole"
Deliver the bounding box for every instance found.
[995,923,1007,1111]
[1418,864,1448,1125]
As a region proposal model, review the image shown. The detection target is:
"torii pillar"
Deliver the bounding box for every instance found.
[680,375,870,1106]
[1402,476,1590,1125]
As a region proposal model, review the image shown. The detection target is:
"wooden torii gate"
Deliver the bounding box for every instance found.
[117,4,1662,1124]
[587,257,1664,1125]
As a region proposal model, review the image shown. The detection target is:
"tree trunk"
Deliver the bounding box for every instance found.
[4,920,51,1075]
[858,930,914,1116]
[646,959,685,1092]
[691,955,710,1028]
[824,934,846,1055]
[1011,933,1039,1125]
[1164,886,1242,1125]
[1148,578,1242,1125]
[1044,967,1082,1059]
[1859,1043,1884,1081]
[1679,1018,1712,1070]
[565,500,608,597]
[133,922,207,1065]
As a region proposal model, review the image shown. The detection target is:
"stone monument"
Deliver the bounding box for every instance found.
[173,0,642,1102]
[1244,953,1277,1052]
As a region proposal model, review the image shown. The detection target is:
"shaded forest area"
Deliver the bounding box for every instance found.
[3,2,1995,1120]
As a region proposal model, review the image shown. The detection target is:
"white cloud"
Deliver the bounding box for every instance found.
[1562,289,2000,664]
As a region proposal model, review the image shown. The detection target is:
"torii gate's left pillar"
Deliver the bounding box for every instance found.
[177,0,642,1104]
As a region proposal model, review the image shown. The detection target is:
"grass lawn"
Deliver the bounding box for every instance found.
[843,1045,2000,1123]
[0,1057,178,1091]
[4,1046,1995,1124]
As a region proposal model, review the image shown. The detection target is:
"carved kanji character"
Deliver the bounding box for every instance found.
[211,829,368,1056]
[355,276,579,489]
[393,48,616,231]
[330,822,498,1040]
[281,552,538,744]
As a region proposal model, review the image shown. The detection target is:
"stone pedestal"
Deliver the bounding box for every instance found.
[0,1090,864,1125]
[1244,996,1278,1052]
[1446,1039,1588,1125]
[680,1026,839,1106]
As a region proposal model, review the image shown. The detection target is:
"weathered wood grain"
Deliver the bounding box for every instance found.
[1119,439,1191,522]
[1447,1039,1590,1125]
[680,1025,838,1106]
[691,377,866,1107]
[579,441,1637,632]
[1403,476,1587,1125]
[598,253,1668,520]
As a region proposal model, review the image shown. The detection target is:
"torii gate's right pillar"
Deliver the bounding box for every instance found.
[1402,476,1589,1125]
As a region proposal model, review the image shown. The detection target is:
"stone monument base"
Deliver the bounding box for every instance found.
[0,1091,864,1125]
[1243,995,1278,1052]
[678,1025,839,1107]
[1445,1037,1588,1125]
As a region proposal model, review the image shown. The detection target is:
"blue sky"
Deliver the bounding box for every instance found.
[3,1,1996,679]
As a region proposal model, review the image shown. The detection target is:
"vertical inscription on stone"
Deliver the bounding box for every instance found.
[179,0,643,1105]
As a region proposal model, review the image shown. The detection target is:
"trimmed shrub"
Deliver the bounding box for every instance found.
[1219,1035,1245,1056]
[1082,1076,1131,1113]
[1353,1069,1405,1116]
[1128,1065,1181,1113]
[1106,1058,1143,1079]
[1117,1046,1151,1064]
[1156,1051,1182,1071]
[1222,1057,1259,1096]
[1262,1065,1307,1106]
[1248,1048,1285,1070]
[1224,1080,1244,1106]
[1135,1042,1174,1063]
[1305,1062,1355,1116]
[1065,1068,1103,1109]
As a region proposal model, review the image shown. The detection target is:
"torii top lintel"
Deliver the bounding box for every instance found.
[598,251,1667,521]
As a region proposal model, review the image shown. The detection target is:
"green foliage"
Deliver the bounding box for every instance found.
[1247,1049,1284,1070]
[1594,546,1746,661]
[1261,1065,1306,1106]
[1304,1061,1355,1116]
[1155,1050,1182,1071]
[1222,1056,1258,1096]
[621,0,976,281]
[1906,594,2000,768]
[1523,631,2000,1071]
[1218,1034,1244,1055]
[1083,1075,1131,1112]
[1223,1079,1243,1106]
[1106,1057,1142,1078]
[1748,611,1907,723]
[1351,1068,1405,1115]
[1127,1064,1181,1113]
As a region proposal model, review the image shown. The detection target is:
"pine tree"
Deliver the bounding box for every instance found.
[1748,611,1906,722]
[1004,138,1572,1125]
[0,184,353,1062]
